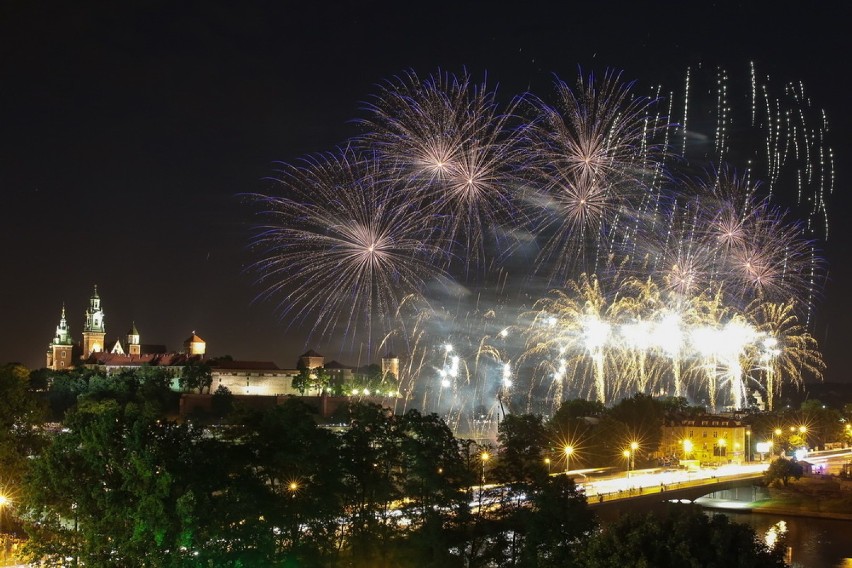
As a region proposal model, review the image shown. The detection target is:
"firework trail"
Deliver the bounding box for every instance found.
[522,70,668,281]
[247,149,448,353]
[356,69,525,272]
[748,300,824,411]
[249,65,832,426]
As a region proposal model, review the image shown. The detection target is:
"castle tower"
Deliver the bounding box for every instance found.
[46,304,75,370]
[81,285,106,357]
[298,349,324,370]
[382,352,399,380]
[183,331,206,357]
[127,322,141,356]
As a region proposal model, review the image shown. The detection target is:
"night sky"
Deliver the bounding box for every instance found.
[2,1,850,383]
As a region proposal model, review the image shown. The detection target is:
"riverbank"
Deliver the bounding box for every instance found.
[750,476,852,520]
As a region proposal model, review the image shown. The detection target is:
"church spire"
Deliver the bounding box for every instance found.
[82,285,106,357]
[47,303,74,370]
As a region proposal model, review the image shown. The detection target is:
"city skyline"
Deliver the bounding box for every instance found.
[2,1,850,391]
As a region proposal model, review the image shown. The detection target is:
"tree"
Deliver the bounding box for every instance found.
[519,475,596,568]
[494,414,548,484]
[393,410,472,568]
[337,403,404,565]
[23,399,214,567]
[210,385,234,421]
[292,366,330,395]
[580,505,787,568]
[764,456,804,487]
[178,359,212,394]
[606,393,666,467]
[0,364,46,479]
[236,398,344,565]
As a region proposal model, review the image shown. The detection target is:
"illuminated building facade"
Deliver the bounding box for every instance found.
[661,415,748,466]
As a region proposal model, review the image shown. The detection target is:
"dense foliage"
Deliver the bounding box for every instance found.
[0,366,816,566]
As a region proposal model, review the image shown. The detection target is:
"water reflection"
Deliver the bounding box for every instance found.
[763,520,787,550]
[708,510,852,567]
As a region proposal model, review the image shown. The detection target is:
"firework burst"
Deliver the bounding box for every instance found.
[356,69,524,269]
[523,70,668,280]
[248,65,831,428]
[248,149,447,350]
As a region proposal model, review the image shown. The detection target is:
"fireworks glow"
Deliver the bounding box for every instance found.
[248,65,832,436]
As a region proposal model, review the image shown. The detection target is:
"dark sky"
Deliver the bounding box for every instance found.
[1,1,850,381]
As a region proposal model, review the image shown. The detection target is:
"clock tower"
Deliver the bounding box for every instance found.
[82,285,106,357]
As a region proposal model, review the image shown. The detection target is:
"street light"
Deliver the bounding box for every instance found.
[564,445,574,474]
[630,441,638,473]
[717,438,727,464]
[479,452,490,515]
[746,429,751,462]
[799,425,808,448]
[773,428,782,456]
[544,457,551,475]
[623,449,631,477]
[682,439,693,461]
[0,494,7,566]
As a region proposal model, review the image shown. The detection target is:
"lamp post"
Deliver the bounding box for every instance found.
[564,445,574,475]
[479,451,490,515]
[630,441,638,473]
[623,449,631,477]
[745,429,751,462]
[717,438,727,464]
[773,428,782,456]
[0,495,7,566]
[682,439,693,461]
[799,425,808,449]
[544,457,551,475]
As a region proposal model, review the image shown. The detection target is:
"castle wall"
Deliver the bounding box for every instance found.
[211,369,300,396]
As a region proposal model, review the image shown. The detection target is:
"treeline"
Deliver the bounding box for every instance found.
[1,364,789,566]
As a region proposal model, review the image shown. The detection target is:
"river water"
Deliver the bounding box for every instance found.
[707,510,852,567]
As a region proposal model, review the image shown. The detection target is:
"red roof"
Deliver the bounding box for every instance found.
[211,360,280,371]
[85,352,196,367]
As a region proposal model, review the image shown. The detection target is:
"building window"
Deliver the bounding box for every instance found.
[61,351,66,358]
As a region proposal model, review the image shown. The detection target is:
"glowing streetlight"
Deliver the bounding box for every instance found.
[773,428,782,455]
[564,445,574,474]
[630,441,639,472]
[623,449,631,476]
[478,451,490,515]
[745,429,751,462]
[544,457,551,475]
[682,439,693,460]
[0,494,8,565]
[799,425,808,449]
[717,438,727,463]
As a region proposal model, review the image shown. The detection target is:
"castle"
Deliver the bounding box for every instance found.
[46,285,205,371]
[46,286,400,400]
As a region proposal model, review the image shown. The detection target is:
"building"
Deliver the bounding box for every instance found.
[45,305,75,370]
[660,415,748,466]
[382,353,399,380]
[81,285,106,357]
[210,360,301,396]
[46,286,205,372]
[45,288,389,401]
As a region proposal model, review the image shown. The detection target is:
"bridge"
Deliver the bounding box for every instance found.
[566,463,769,521]
[587,471,765,520]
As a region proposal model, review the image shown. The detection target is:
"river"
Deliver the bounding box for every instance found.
[706,510,852,567]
